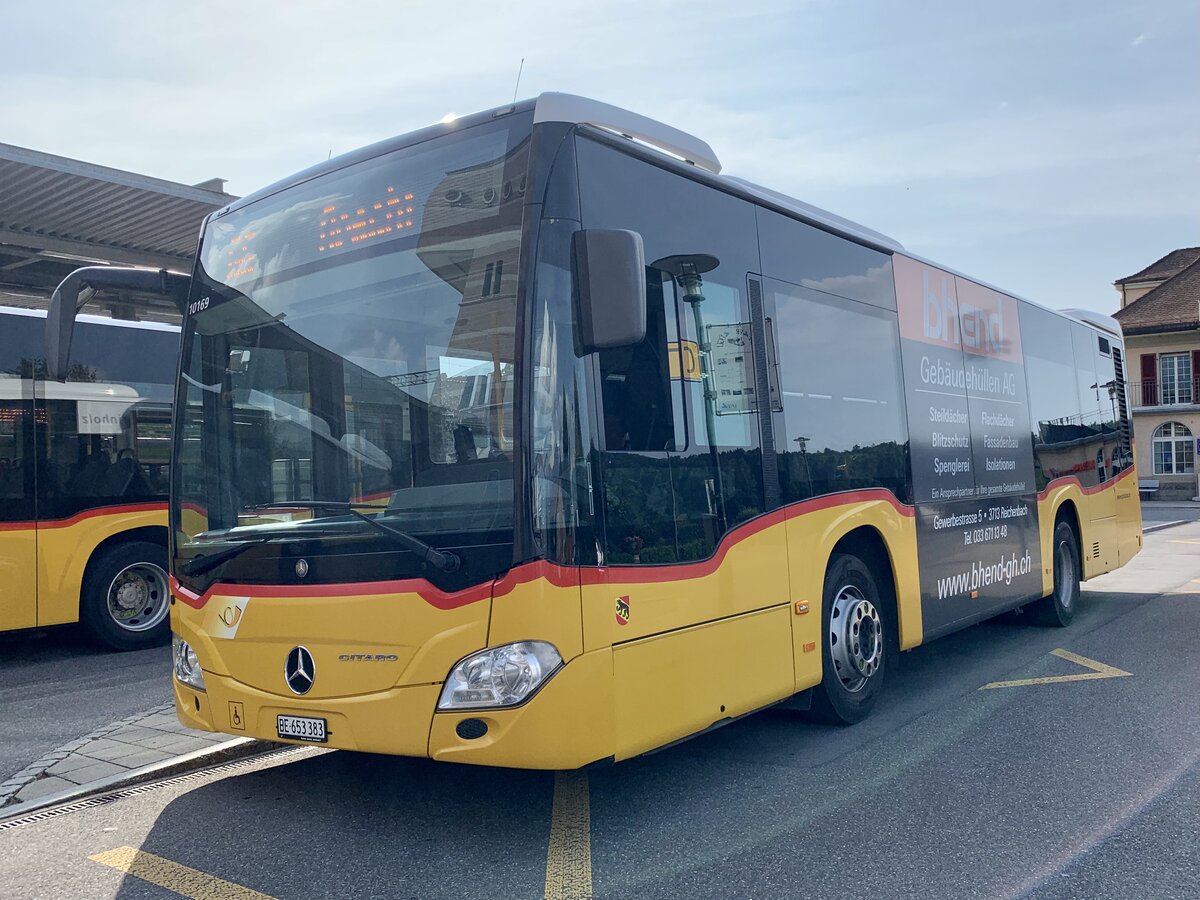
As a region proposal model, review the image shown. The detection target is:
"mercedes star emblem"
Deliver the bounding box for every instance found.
[295,559,309,578]
[285,646,316,695]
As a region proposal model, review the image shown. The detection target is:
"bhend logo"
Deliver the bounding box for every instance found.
[922,271,1005,355]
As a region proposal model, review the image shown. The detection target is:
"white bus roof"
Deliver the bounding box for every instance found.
[533,93,904,253]
[0,379,142,402]
[0,304,180,334]
[530,94,1115,337]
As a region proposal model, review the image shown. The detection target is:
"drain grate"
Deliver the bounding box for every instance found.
[0,746,310,831]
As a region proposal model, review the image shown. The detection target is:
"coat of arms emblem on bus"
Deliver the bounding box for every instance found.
[615,595,631,626]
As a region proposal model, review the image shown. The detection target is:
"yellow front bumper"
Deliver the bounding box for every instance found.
[174,646,615,770]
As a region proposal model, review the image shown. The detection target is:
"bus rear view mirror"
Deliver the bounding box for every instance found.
[573,229,646,352]
[47,267,191,381]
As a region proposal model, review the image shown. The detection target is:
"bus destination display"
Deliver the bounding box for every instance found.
[214,186,417,286]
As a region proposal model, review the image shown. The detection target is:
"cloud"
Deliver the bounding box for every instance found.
[2,0,1196,316]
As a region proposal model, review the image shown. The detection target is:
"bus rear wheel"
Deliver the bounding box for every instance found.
[81,541,171,651]
[1030,521,1080,628]
[809,553,888,725]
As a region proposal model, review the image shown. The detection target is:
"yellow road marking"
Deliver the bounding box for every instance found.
[980,648,1132,690]
[90,846,276,900]
[1169,539,1200,545]
[544,771,592,900]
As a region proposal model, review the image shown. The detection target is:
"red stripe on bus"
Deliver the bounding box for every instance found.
[578,488,913,587]
[1037,466,1134,500]
[172,489,912,608]
[0,502,166,532]
[170,573,495,611]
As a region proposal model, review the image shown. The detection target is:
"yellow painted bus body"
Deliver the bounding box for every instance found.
[0,503,167,632]
[172,473,1138,769]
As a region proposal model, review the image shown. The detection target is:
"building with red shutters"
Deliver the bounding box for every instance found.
[1113,248,1200,499]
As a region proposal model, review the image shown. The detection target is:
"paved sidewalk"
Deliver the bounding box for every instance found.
[0,703,240,807]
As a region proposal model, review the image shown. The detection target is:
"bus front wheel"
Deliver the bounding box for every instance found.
[81,541,171,651]
[1030,521,1080,628]
[809,553,888,725]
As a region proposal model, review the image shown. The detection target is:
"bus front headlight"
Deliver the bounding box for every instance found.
[438,641,562,710]
[172,634,206,692]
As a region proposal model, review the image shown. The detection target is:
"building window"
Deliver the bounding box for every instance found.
[1153,421,1195,475]
[1160,353,1193,405]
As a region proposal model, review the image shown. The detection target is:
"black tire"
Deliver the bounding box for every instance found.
[808,553,889,725]
[80,540,171,651]
[1030,521,1080,628]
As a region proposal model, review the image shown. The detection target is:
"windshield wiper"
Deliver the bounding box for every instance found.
[179,536,272,578]
[249,501,461,574]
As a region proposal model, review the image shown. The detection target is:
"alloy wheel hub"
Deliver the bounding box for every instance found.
[828,585,883,693]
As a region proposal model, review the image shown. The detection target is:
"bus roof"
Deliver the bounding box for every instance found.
[212,93,1114,340]
[0,305,180,334]
[0,380,142,401]
[532,95,1113,336]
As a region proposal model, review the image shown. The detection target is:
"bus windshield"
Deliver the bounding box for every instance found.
[173,119,531,581]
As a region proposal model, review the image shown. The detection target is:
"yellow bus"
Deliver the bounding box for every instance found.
[57,94,1140,764]
[1,305,177,650]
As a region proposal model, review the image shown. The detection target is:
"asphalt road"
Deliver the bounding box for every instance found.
[1,522,1198,899]
[0,629,170,777]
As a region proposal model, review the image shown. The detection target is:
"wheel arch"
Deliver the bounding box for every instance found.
[1048,496,1085,582]
[827,525,901,665]
[37,510,171,628]
[78,525,172,649]
[1053,498,1082,544]
[82,525,170,589]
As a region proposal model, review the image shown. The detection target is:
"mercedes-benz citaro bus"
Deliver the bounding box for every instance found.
[1,305,177,651]
[52,94,1140,766]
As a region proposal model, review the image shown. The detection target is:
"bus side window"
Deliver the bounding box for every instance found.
[0,393,31,502]
[770,280,908,504]
[1018,302,1086,491]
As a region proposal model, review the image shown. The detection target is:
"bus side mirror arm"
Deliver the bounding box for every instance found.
[573,229,646,353]
[46,267,191,381]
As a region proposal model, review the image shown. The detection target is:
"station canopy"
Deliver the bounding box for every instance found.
[0,141,235,323]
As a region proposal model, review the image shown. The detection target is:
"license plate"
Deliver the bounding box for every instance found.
[277,714,327,743]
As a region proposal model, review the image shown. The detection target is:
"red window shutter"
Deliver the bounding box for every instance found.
[1141,353,1157,406]
[1193,350,1200,400]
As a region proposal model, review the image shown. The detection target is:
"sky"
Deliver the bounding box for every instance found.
[2,0,1197,315]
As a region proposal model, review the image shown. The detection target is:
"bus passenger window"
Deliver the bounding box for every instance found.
[0,401,30,502]
[770,280,909,504]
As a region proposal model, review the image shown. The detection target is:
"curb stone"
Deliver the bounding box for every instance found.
[0,737,277,822]
[0,702,263,808]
